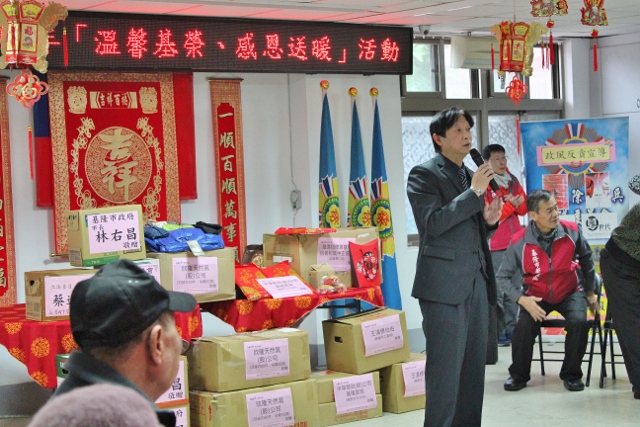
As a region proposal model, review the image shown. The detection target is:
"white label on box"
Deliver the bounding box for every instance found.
[135,260,161,284]
[169,405,188,427]
[171,257,218,294]
[246,387,294,427]
[317,237,355,272]
[86,210,142,254]
[333,373,378,415]
[244,338,290,380]
[256,276,313,299]
[155,358,186,405]
[273,255,292,263]
[361,314,404,357]
[44,275,93,318]
[402,360,426,397]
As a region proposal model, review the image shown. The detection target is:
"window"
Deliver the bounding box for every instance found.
[402,39,563,246]
[403,113,478,240]
[444,44,472,99]
[405,42,440,93]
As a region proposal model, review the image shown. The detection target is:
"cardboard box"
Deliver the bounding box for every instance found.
[190,378,320,427]
[147,248,235,303]
[379,353,426,413]
[68,204,146,267]
[317,394,382,426]
[56,354,70,387]
[25,269,96,321]
[166,404,190,427]
[263,227,378,284]
[311,370,380,404]
[156,356,189,408]
[187,328,311,392]
[322,308,410,374]
[308,263,352,290]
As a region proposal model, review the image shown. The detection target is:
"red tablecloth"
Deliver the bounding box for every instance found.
[201,287,384,332]
[0,304,203,389]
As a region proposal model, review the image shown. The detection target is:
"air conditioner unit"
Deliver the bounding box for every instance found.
[450,36,494,70]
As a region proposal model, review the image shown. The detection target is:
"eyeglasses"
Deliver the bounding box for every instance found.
[181,339,191,355]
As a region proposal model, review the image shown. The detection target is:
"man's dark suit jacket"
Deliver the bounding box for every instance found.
[407,153,497,306]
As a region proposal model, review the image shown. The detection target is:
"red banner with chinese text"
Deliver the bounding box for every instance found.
[48,72,182,254]
[209,79,247,262]
[0,78,17,306]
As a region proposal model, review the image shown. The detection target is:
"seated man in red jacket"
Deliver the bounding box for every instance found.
[482,144,527,346]
[498,189,599,392]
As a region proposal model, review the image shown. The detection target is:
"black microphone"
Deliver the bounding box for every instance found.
[469,148,501,194]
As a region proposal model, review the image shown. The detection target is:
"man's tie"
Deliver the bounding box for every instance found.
[457,167,469,190]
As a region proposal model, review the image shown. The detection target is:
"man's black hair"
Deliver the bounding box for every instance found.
[482,144,506,160]
[526,189,554,213]
[429,107,474,153]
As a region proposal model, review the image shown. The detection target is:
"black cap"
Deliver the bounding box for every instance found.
[70,259,197,349]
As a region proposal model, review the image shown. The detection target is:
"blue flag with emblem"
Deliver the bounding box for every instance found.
[370,91,402,310]
[318,84,344,317]
[318,89,341,228]
[348,93,371,227]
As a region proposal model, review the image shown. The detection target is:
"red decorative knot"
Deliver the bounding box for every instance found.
[349,87,358,96]
[356,251,378,281]
[505,75,528,107]
[6,69,49,108]
[320,80,330,90]
[591,29,599,38]
[369,87,379,97]
[547,19,554,29]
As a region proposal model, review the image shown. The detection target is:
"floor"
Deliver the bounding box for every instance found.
[1,344,638,427]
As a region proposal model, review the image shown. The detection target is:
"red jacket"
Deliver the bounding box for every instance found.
[484,171,527,251]
[498,220,595,305]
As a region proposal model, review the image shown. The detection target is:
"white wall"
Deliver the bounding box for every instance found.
[0,71,418,387]
[597,33,640,207]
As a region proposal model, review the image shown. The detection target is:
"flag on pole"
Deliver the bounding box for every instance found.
[347,88,371,228]
[318,80,345,318]
[318,80,341,229]
[370,88,402,310]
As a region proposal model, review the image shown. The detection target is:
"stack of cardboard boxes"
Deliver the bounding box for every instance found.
[187,329,320,427]
[185,307,426,427]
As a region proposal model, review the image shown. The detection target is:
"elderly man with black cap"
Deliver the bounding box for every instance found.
[54,259,197,427]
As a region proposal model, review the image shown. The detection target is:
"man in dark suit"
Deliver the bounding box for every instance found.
[407,107,502,427]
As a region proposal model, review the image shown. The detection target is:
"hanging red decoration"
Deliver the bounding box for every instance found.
[505,75,528,107]
[490,20,546,77]
[580,0,608,72]
[530,1,565,70]
[491,42,495,71]
[0,1,67,106]
[581,0,608,27]
[591,29,599,72]
[6,68,48,108]
[547,20,555,65]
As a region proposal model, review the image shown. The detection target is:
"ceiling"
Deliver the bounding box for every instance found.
[57,0,640,39]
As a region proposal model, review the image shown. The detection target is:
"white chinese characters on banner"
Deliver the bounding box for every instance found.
[172,257,218,294]
[317,237,355,272]
[256,276,313,299]
[87,210,141,254]
[44,275,93,318]
[245,387,294,427]
[361,314,404,357]
[332,373,378,415]
[244,338,290,380]
[401,360,426,397]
